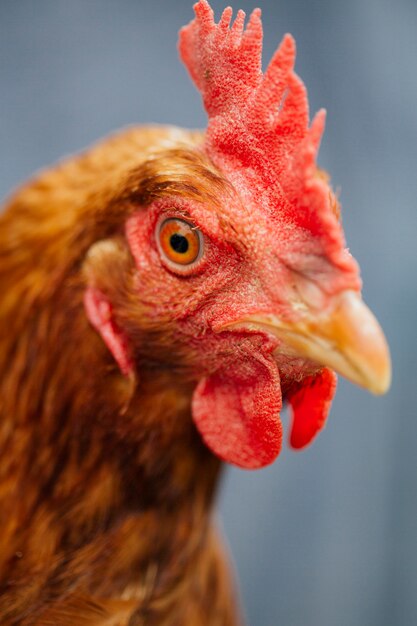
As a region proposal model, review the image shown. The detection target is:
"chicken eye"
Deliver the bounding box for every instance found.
[157,217,203,272]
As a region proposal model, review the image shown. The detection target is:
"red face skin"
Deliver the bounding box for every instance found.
[122,182,356,469]
[126,188,359,364]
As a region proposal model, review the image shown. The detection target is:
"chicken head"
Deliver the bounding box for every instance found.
[84,0,390,470]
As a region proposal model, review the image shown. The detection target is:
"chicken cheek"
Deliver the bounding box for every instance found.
[287,368,337,449]
[192,354,283,469]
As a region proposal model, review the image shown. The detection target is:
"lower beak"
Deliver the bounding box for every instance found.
[220,291,391,395]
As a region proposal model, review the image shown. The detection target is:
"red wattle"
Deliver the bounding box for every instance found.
[287,368,337,449]
[192,354,283,469]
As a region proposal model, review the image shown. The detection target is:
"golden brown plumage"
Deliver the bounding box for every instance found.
[0,127,242,624]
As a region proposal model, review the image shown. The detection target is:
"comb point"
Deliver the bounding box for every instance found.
[194,0,214,26]
[262,33,296,94]
[232,9,246,32]
[243,8,262,45]
[219,6,233,30]
[277,33,296,72]
[309,109,327,151]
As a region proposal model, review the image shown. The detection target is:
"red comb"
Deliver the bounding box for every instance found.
[179,1,309,163]
[179,1,354,265]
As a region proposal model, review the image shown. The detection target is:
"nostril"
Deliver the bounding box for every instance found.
[292,275,326,310]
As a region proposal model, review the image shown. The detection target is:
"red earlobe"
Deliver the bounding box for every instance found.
[287,368,337,449]
[84,286,134,377]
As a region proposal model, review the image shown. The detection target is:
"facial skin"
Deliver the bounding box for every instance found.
[85,151,390,469]
[123,172,386,386]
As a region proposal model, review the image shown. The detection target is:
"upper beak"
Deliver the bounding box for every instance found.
[219,290,391,395]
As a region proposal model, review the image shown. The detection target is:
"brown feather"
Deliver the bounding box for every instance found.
[0,126,242,624]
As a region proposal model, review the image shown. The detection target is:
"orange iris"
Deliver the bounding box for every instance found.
[158,218,202,267]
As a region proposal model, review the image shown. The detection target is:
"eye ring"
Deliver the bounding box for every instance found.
[156,216,205,275]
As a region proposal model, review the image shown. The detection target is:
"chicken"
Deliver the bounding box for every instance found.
[0,1,390,624]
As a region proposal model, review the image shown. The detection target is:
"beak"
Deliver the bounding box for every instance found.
[219,290,391,395]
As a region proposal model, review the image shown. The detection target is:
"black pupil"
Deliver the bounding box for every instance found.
[170,233,189,254]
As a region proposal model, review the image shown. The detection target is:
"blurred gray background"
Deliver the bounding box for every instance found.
[0,1,416,624]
